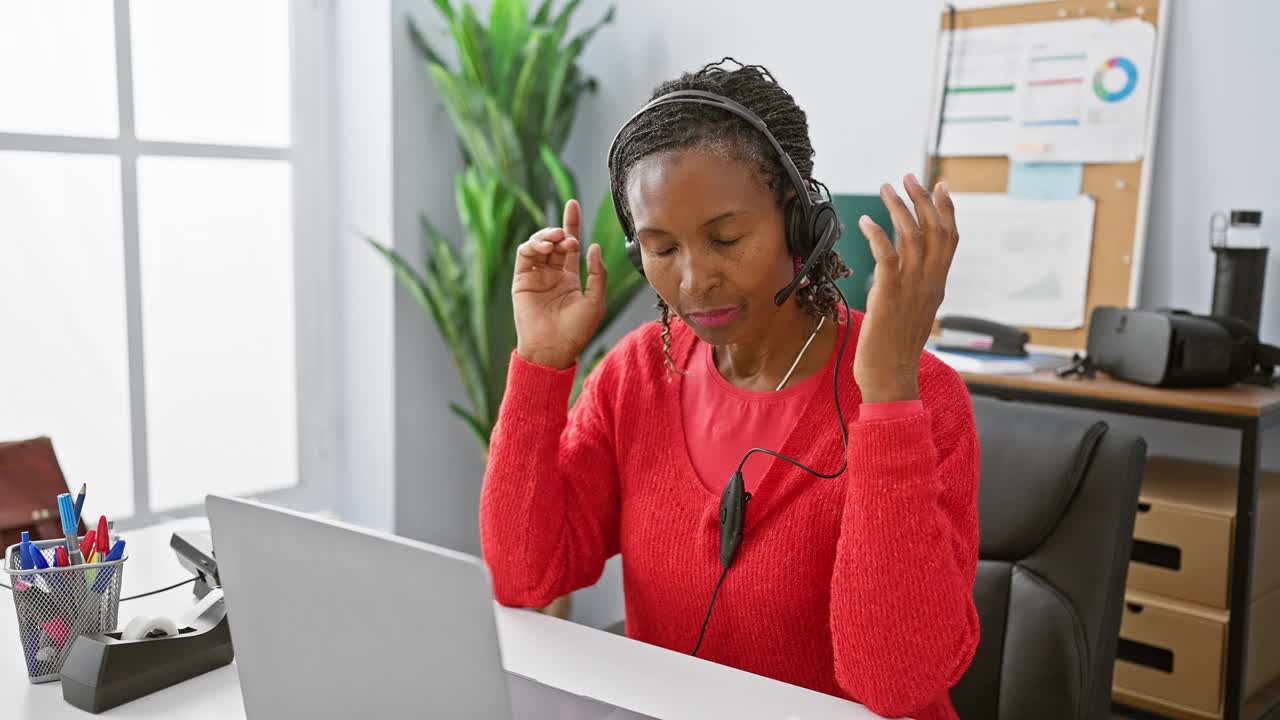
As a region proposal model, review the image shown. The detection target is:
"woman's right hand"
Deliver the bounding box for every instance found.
[513,199,607,370]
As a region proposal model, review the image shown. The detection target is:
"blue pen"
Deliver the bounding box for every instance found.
[19,531,33,570]
[56,493,84,565]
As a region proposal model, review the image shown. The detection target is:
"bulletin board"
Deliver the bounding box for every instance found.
[928,0,1171,350]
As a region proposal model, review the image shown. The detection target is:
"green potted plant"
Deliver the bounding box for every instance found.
[369,0,645,452]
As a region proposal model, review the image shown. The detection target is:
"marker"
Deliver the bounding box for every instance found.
[73,483,86,525]
[28,543,56,593]
[95,516,110,562]
[55,547,70,568]
[18,537,50,594]
[93,538,127,589]
[14,532,34,592]
[29,544,50,572]
[79,530,96,563]
[56,493,84,564]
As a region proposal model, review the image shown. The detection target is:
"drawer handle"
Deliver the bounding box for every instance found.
[1131,539,1182,570]
[1117,637,1174,673]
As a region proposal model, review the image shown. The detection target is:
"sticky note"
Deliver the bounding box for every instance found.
[1007,162,1084,200]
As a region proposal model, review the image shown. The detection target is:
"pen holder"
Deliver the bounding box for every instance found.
[3,537,127,683]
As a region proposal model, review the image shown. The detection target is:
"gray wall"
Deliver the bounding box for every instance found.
[391,0,487,556]
[372,0,1279,625]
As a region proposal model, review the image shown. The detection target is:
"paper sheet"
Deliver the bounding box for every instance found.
[929,18,1156,162]
[929,24,1023,157]
[1006,162,1083,200]
[1012,18,1156,162]
[940,193,1096,329]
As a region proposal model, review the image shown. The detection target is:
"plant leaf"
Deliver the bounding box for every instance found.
[429,65,497,170]
[488,0,528,106]
[454,4,492,87]
[510,29,549,133]
[408,18,448,70]
[532,0,554,25]
[432,0,456,22]
[538,145,577,206]
[450,402,492,450]
[364,236,443,336]
[569,346,607,407]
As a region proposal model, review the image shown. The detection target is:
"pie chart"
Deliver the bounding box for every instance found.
[1093,56,1138,102]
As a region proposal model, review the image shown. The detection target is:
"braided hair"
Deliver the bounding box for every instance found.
[609,58,852,373]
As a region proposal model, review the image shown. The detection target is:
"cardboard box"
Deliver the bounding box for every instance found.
[1128,457,1280,609]
[1113,588,1280,719]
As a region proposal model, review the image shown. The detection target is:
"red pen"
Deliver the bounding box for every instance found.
[55,546,70,567]
[96,515,110,562]
[80,530,97,562]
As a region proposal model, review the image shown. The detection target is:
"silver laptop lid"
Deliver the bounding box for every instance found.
[206,495,511,719]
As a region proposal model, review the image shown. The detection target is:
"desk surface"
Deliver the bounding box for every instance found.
[4,519,883,720]
[962,370,1280,419]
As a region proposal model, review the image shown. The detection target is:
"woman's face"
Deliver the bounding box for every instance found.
[626,147,795,346]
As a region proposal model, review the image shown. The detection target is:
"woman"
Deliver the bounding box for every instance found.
[480,59,979,720]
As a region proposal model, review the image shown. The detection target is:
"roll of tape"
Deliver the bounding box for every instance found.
[121,615,180,642]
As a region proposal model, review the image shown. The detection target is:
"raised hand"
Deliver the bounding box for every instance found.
[854,174,960,403]
[513,199,608,370]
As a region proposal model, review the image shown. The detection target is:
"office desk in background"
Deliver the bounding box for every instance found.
[2,519,885,720]
[961,370,1280,720]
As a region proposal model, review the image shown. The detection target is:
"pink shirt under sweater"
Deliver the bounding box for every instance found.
[682,337,923,495]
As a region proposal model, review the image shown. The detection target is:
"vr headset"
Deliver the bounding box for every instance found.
[1071,306,1279,388]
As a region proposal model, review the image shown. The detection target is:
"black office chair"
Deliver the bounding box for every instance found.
[952,396,1147,720]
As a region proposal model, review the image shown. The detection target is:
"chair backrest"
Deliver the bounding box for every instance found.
[952,397,1147,720]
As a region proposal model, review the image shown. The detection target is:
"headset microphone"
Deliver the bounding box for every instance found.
[773,218,840,306]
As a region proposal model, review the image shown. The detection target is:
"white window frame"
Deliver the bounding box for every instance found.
[0,0,338,528]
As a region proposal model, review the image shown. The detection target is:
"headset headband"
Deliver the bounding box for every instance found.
[607,89,818,228]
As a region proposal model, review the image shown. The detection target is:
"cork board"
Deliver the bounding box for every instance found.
[929,0,1168,350]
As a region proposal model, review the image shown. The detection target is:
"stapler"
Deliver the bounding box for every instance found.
[936,315,1030,358]
[170,529,219,599]
[58,531,234,713]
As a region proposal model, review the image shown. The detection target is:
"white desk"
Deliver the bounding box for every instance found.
[4,518,884,720]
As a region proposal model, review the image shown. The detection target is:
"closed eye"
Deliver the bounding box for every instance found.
[713,236,743,247]
[651,246,677,257]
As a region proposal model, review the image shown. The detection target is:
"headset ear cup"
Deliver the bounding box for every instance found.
[626,238,645,276]
[807,203,840,275]
[785,196,810,258]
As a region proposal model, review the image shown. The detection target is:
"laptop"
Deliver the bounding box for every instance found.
[206,495,653,719]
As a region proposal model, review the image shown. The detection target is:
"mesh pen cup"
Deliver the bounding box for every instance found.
[4,537,127,683]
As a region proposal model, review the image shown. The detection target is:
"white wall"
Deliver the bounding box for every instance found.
[1140,0,1280,343]
[563,0,938,211]
[334,0,396,532]
[360,0,1280,626]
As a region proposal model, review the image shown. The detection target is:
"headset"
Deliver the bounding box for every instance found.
[607,89,842,308]
[606,87,852,656]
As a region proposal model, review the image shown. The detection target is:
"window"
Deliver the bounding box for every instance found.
[0,1,335,526]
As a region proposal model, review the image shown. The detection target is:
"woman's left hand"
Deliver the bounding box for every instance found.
[853,174,959,404]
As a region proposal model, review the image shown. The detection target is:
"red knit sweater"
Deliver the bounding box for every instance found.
[481,311,981,719]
